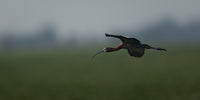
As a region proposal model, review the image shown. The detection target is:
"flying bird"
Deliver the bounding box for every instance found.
[92,33,166,59]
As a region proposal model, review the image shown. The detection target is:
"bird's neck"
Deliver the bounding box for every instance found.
[105,42,123,52]
[105,47,121,52]
[106,45,123,52]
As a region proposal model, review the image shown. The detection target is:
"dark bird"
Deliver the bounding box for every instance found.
[92,33,166,59]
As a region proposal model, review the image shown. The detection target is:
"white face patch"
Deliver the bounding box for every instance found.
[103,48,107,52]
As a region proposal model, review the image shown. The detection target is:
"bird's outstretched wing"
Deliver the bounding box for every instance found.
[128,47,145,57]
[105,33,127,42]
[129,38,141,44]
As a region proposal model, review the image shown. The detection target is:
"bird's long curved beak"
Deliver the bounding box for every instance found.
[91,49,105,60]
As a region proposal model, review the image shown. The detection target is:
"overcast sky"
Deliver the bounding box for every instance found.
[0,0,200,35]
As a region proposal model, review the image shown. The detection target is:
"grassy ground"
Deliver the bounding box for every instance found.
[0,47,200,100]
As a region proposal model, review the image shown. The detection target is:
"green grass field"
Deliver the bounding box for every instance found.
[0,47,200,100]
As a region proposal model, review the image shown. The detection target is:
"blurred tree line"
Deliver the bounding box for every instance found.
[0,18,200,51]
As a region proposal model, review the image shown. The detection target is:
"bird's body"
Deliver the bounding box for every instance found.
[92,33,166,59]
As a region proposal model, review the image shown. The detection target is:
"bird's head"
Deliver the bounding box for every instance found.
[91,48,106,59]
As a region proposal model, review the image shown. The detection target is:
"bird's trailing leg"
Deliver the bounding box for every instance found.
[151,47,167,51]
[153,47,167,51]
[142,44,167,51]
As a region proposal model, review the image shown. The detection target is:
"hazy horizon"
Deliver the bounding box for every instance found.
[1,0,200,36]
